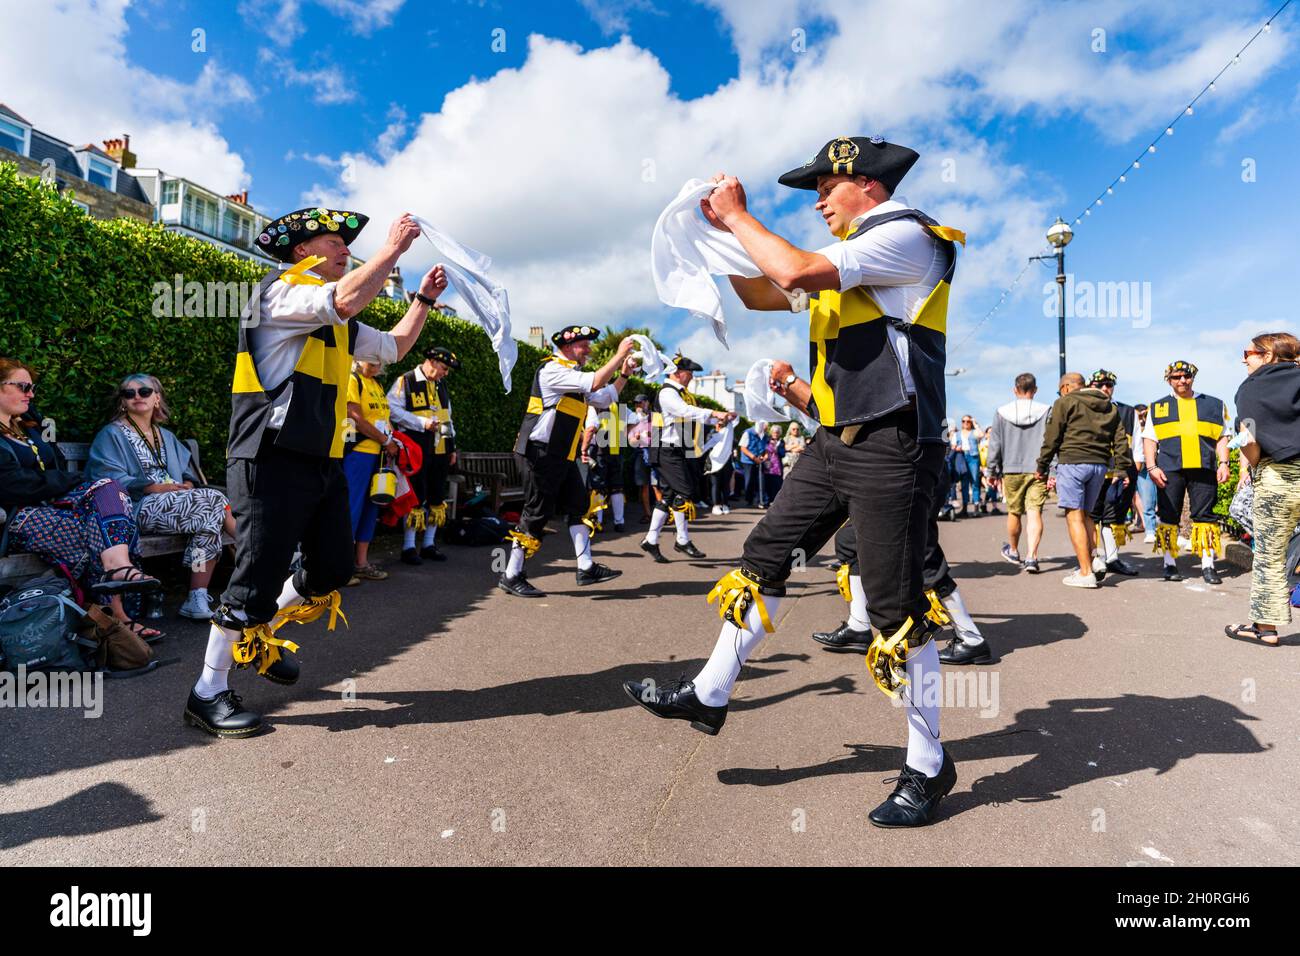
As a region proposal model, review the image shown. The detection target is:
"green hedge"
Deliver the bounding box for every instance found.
[0,162,547,471]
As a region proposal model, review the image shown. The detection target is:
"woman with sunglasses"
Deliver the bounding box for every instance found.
[950,414,982,516]
[1225,332,1300,646]
[88,374,236,624]
[0,358,160,612]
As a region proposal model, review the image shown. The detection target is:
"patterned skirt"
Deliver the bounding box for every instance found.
[8,478,138,582]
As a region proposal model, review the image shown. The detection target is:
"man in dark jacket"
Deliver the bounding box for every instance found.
[1036,373,1132,589]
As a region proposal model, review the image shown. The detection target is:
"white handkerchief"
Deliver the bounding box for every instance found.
[628,333,672,382]
[650,179,764,348]
[743,359,787,424]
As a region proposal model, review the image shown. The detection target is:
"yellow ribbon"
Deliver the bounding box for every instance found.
[278,255,328,286]
[231,623,299,676]
[865,617,915,698]
[1153,523,1180,557]
[507,530,541,559]
[581,491,607,535]
[835,563,852,604]
[405,507,427,532]
[673,499,697,522]
[427,502,448,528]
[924,589,951,626]
[271,590,349,634]
[1190,521,1222,558]
[1110,523,1129,547]
[706,569,774,633]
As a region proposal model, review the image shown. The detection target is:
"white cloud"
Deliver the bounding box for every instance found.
[241,0,406,46]
[2,0,254,192]
[257,47,358,104]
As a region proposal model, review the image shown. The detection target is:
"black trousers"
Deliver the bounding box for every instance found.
[586,452,624,494]
[1090,467,1137,525]
[742,408,946,633]
[832,462,956,600]
[709,463,731,507]
[651,447,696,510]
[406,430,451,506]
[1155,467,1218,525]
[516,443,587,537]
[221,445,354,626]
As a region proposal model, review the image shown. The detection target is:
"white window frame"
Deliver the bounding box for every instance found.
[161,179,179,205]
[0,116,30,156]
[86,156,117,191]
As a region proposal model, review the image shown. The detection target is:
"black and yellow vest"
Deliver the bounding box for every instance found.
[1150,393,1226,471]
[653,382,704,458]
[807,208,963,442]
[514,356,588,461]
[401,369,454,455]
[592,403,623,459]
[229,259,357,460]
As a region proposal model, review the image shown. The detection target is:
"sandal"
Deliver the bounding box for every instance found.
[124,619,165,644]
[1224,623,1280,647]
[93,565,161,595]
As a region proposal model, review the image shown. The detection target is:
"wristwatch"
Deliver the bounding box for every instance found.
[784,374,797,387]
[414,291,437,306]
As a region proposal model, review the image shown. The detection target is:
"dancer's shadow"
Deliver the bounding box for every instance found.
[969,611,1087,658]
[275,656,849,732]
[0,782,162,850]
[717,694,1267,816]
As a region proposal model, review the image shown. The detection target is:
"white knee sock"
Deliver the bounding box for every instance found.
[402,526,417,550]
[570,524,594,571]
[1163,551,1176,567]
[1201,552,1215,570]
[611,492,625,523]
[645,508,669,545]
[674,511,690,545]
[506,543,526,578]
[903,638,943,776]
[692,597,782,708]
[848,574,870,632]
[423,525,437,548]
[194,621,241,698]
[277,575,305,611]
[942,587,983,646]
[1101,526,1118,562]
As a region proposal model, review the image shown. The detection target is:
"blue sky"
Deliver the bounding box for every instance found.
[8,0,1300,422]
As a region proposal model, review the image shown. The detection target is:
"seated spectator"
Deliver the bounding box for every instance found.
[1226,332,1300,646]
[0,358,159,626]
[344,360,400,584]
[89,373,236,622]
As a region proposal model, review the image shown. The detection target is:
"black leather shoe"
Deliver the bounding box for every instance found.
[577,563,622,586]
[1106,558,1140,576]
[674,541,706,559]
[812,620,873,652]
[498,573,544,597]
[183,689,262,739]
[1202,566,1222,585]
[640,540,669,563]
[1163,566,1184,582]
[622,678,727,735]
[614,522,625,532]
[400,548,422,566]
[260,652,299,686]
[938,638,992,665]
[420,545,447,562]
[868,749,957,828]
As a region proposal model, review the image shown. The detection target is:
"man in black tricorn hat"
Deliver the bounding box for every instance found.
[498,326,639,598]
[389,345,461,564]
[624,136,967,828]
[640,352,735,562]
[183,207,446,738]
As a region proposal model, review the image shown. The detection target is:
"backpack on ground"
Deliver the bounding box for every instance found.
[0,575,94,671]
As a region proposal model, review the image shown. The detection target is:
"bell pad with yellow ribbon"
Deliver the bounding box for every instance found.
[835,563,852,604]
[507,530,542,559]
[231,623,299,676]
[707,569,775,633]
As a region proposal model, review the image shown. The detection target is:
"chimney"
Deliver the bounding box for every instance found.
[225,190,250,206]
[102,133,136,169]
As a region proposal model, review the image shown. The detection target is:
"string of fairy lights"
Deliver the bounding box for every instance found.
[949,0,1293,359]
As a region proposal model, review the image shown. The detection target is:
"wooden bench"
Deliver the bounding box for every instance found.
[453,452,525,516]
[0,438,229,587]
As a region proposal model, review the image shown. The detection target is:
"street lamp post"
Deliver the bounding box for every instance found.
[1031,218,1074,378]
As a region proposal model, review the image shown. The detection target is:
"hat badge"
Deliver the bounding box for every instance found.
[827,136,859,175]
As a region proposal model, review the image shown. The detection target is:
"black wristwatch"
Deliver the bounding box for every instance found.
[414,291,437,307]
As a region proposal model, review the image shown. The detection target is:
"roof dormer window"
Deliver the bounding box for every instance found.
[0,115,29,156]
[86,156,116,190]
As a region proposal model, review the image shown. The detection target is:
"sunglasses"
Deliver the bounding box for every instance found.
[1243,349,1263,360]
[1168,374,1192,381]
[2,381,35,395]
[120,386,156,399]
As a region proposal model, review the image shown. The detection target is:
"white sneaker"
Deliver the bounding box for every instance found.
[711,505,724,516]
[1143,532,1156,544]
[721,505,731,514]
[1063,571,1099,589]
[178,591,215,620]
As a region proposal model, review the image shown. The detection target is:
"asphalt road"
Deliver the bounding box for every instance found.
[2,504,1296,866]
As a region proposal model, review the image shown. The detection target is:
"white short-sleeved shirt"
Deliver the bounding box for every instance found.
[658,380,717,446]
[1139,393,1231,443]
[809,197,950,396]
[249,271,397,393]
[528,359,617,443]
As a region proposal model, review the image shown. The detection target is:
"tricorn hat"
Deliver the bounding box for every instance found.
[778,136,920,193]
[426,346,461,370]
[552,325,600,347]
[258,206,368,263]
